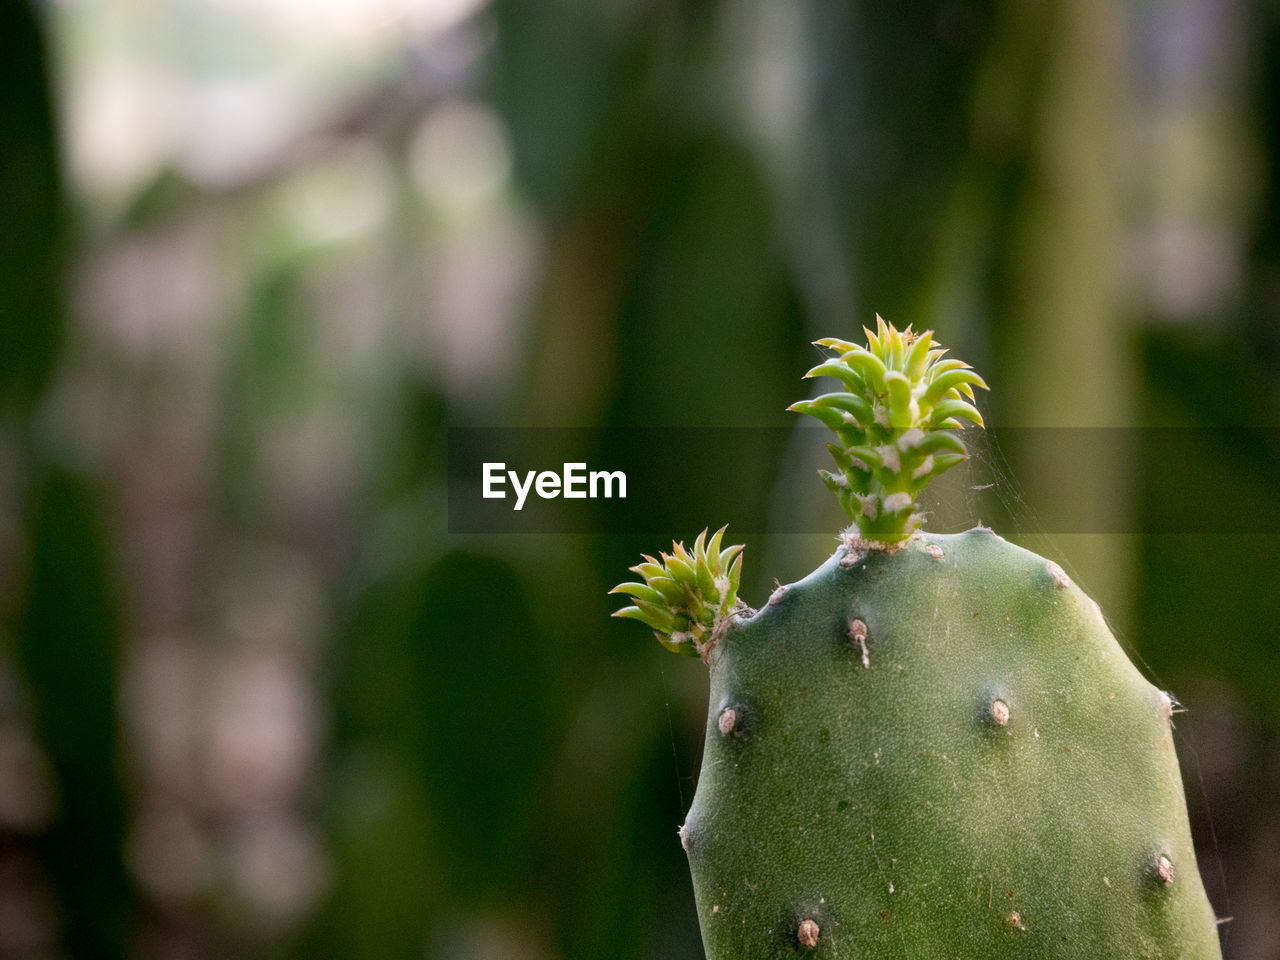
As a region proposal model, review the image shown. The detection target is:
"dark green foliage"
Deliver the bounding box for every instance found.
[316,549,559,952]
[491,0,631,208]
[607,136,808,430]
[16,466,131,960]
[0,0,64,414]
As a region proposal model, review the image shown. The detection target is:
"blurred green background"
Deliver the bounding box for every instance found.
[1,0,1278,957]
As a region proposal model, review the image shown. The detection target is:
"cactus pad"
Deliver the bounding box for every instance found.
[683,530,1221,958]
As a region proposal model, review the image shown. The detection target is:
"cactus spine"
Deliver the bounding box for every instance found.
[613,319,1222,958]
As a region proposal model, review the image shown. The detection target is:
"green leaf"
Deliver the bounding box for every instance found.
[695,558,718,603]
[719,543,744,576]
[839,348,888,389]
[645,576,686,605]
[803,361,862,393]
[813,337,860,353]
[884,371,915,429]
[836,485,856,519]
[613,605,658,627]
[629,561,665,581]
[927,357,972,378]
[923,368,988,407]
[789,400,848,430]
[916,431,968,456]
[632,598,678,632]
[811,391,874,424]
[929,452,969,475]
[845,444,884,469]
[608,582,664,605]
[905,331,934,380]
[929,397,984,427]
[706,526,727,576]
[692,528,708,565]
[664,554,697,586]
[727,554,742,595]
[826,443,855,474]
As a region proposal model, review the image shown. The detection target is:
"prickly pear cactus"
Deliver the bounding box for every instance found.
[613,319,1222,959]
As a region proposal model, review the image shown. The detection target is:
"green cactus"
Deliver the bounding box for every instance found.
[614,320,1222,958]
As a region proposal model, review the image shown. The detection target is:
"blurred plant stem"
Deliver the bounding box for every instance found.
[0,0,64,418]
[2,3,131,959]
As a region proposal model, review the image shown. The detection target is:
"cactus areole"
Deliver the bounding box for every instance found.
[612,319,1222,959]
